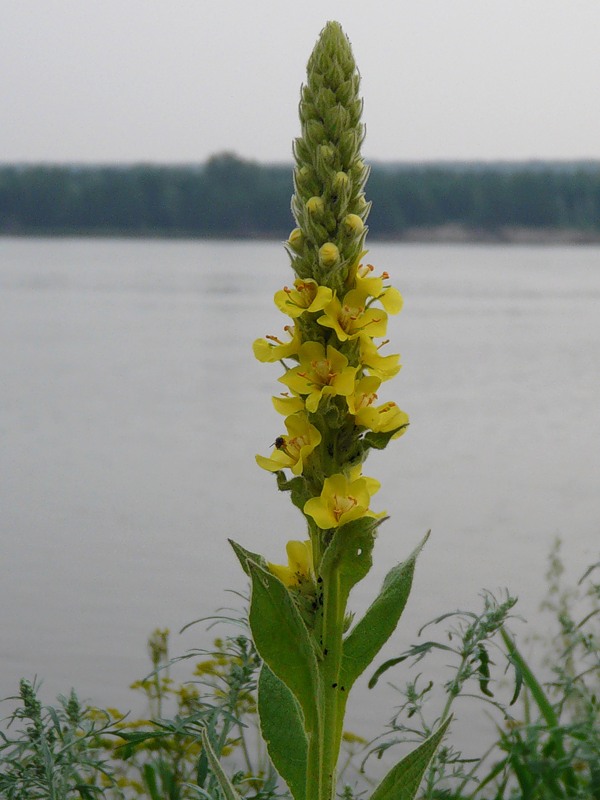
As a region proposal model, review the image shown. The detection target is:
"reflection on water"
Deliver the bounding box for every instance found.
[1,238,599,752]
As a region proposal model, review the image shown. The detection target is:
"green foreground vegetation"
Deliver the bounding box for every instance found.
[2,156,600,239]
[1,543,598,799]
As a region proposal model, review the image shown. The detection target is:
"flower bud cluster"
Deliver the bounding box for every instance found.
[254,22,408,581]
[288,22,370,295]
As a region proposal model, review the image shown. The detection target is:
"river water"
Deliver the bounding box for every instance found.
[1,237,598,756]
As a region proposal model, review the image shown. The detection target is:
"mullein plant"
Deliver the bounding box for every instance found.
[221,21,450,800]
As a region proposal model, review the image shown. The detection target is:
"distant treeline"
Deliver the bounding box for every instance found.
[2,153,600,239]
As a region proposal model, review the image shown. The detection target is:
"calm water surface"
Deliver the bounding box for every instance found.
[1,238,599,751]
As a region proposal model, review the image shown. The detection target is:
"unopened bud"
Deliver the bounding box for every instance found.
[333,171,350,191]
[306,196,325,215]
[319,242,340,267]
[343,214,364,234]
[318,144,335,164]
[288,228,304,253]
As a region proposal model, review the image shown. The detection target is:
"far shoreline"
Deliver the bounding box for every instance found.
[3,224,600,245]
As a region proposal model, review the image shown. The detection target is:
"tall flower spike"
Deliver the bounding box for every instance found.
[288,21,370,294]
[232,24,444,800]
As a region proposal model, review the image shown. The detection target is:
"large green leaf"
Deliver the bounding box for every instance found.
[340,533,429,690]
[258,664,307,800]
[369,716,451,800]
[246,557,320,731]
[229,538,267,575]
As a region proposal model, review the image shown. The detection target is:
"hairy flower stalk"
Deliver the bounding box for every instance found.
[230,21,449,800]
[254,22,407,557]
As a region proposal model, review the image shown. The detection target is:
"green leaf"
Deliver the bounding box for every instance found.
[276,471,312,512]
[229,538,267,576]
[319,516,381,606]
[477,644,493,697]
[341,533,429,690]
[113,729,170,759]
[362,426,408,450]
[369,716,452,800]
[246,557,320,731]
[369,641,456,689]
[142,764,160,800]
[258,664,307,800]
[200,727,243,800]
[500,627,578,793]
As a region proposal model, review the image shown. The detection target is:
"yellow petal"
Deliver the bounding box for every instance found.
[380,286,403,315]
[255,452,292,472]
[286,540,313,576]
[304,496,335,529]
[332,366,358,397]
[268,562,295,586]
[272,394,305,415]
[268,539,313,587]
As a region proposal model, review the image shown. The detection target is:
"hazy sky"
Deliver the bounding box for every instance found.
[3,0,600,164]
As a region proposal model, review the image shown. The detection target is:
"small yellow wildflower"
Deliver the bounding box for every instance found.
[280,341,358,413]
[360,337,401,380]
[346,375,381,415]
[342,731,368,744]
[354,263,403,314]
[355,401,409,437]
[256,412,321,475]
[268,540,314,587]
[304,473,382,529]
[253,324,301,362]
[318,289,388,341]
[274,278,333,319]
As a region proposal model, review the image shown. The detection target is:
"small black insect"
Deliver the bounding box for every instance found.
[272,436,286,449]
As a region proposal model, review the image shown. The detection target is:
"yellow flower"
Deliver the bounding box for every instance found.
[354,263,403,315]
[318,289,388,341]
[268,540,314,587]
[304,473,382,529]
[253,324,301,362]
[274,279,333,319]
[346,375,381,414]
[355,401,409,437]
[360,337,401,380]
[256,412,321,475]
[279,341,358,413]
[348,464,381,496]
